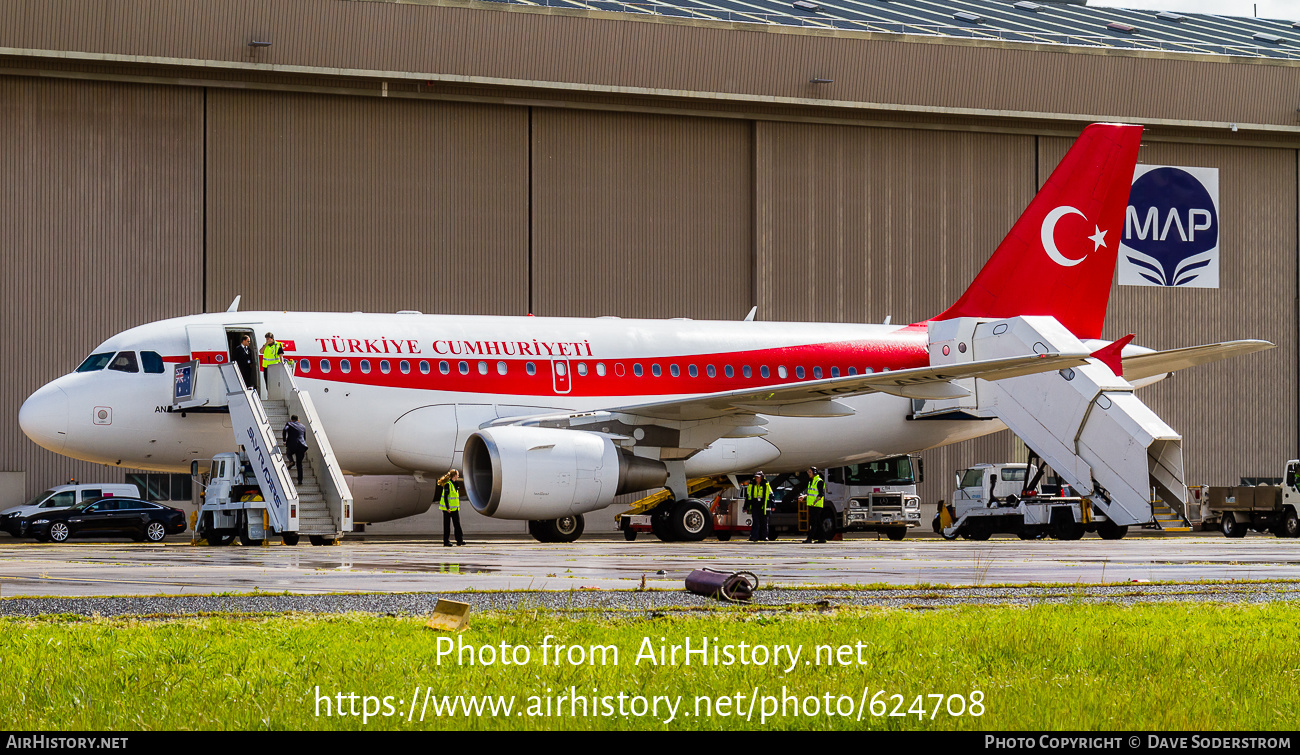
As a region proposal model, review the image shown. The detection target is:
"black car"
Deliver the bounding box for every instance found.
[22,497,187,543]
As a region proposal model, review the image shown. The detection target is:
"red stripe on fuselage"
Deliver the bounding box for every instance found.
[289,329,930,397]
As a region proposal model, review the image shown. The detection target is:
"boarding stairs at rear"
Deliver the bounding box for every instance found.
[1149,498,1192,533]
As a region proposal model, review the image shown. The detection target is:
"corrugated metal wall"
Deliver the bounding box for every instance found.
[0,77,203,494]
[4,0,1300,129]
[205,90,529,314]
[755,124,1033,503]
[1041,136,1298,489]
[530,109,752,319]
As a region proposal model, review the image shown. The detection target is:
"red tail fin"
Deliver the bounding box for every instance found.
[934,123,1143,340]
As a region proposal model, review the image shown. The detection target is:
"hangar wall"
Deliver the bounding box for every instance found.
[2,48,1296,518]
[0,77,204,498]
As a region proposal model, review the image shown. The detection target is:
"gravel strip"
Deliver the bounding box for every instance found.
[1,581,1298,617]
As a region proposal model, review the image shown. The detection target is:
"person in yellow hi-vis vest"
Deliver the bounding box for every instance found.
[261,332,285,382]
[800,466,829,544]
[437,469,466,547]
[745,472,773,542]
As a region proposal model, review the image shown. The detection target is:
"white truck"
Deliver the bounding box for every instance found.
[1199,460,1300,538]
[935,462,1128,541]
[824,455,924,540]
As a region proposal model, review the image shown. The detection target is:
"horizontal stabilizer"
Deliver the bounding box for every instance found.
[1123,340,1275,382]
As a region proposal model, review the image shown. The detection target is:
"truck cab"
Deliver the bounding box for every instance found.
[826,455,923,540]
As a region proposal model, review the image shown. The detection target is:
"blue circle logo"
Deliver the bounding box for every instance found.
[1124,167,1217,286]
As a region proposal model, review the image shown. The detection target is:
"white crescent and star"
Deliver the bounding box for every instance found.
[1041,205,1108,268]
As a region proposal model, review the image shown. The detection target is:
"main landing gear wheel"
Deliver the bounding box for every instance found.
[670,499,713,542]
[528,515,586,543]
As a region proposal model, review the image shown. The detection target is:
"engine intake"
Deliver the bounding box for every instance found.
[464,427,668,519]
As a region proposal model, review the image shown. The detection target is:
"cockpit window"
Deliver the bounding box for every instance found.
[76,352,115,372]
[107,352,139,373]
[141,351,165,374]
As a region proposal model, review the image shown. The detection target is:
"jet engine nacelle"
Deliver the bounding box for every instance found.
[463,426,668,520]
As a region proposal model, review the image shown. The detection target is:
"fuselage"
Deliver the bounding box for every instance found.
[19,310,1004,480]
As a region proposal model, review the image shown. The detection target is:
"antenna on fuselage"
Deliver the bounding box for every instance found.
[226,295,242,313]
[743,306,757,322]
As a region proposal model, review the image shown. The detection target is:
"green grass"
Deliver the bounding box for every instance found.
[1,603,1298,730]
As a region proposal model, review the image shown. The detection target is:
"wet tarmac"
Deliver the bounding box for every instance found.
[0,531,1297,597]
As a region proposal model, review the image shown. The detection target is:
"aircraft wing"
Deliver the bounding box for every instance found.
[514,351,1089,425]
[1123,340,1274,382]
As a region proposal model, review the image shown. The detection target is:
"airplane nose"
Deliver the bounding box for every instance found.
[19,382,69,453]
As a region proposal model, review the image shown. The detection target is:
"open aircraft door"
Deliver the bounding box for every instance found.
[185,325,231,365]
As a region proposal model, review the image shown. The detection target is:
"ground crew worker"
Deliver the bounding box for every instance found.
[261,332,285,382]
[437,469,466,547]
[801,466,828,544]
[746,472,773,542]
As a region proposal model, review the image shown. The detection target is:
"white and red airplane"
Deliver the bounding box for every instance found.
[18,123,1270,540]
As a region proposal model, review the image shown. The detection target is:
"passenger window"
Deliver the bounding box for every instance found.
[459,361,469,375]
[526,362,536,376]
[596,363,606,377]
[651,364,662,377]
[830,367,839,378]
[300,360,311,374]
[725,365,734,378]
[707,365,716,378]
[439,361,450,375]
[320,360,331,373]
[577,363,587,376]
[141,352,165,374]
[743,365,752,378]
[108,352,139,373]
[795,366,805,379]
[476,361,486,375]
[633,364,643,377]
[496,361,506,375]
[360,360,371,373]
[813,367,822,379]
[419,360,430,374]
[401,361,411,374]
[382,360,393,374]
[848,367,857,376]
[688,365,698,378]
[760,366,769,378]
[76,352,115,372]
[42,492,75,508]
[778,366,787,379]
[670,364,680,377]
[340,359,351,374]
[80,489,102,501]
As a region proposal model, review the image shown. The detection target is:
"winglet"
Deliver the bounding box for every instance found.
[1091,334,1135,377]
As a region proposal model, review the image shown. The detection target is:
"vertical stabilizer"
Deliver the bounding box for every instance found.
[935,124,1143,340]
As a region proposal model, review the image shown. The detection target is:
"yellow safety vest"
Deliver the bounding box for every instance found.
[805,475,824,508]
[439,483,460,512]
[261,342,284,368]
[746,482,773,513]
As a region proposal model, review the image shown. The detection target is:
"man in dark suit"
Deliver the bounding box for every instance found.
[283,415,308,485]
[232,335,257,391]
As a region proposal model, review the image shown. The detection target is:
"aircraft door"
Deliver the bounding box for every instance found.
[186,325,230,365]
[552,360,571,394]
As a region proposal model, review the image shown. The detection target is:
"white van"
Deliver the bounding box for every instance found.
[0,483,141,536]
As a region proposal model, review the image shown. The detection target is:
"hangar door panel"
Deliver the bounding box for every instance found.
[206,90,529,317]
[531,109,752,320]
